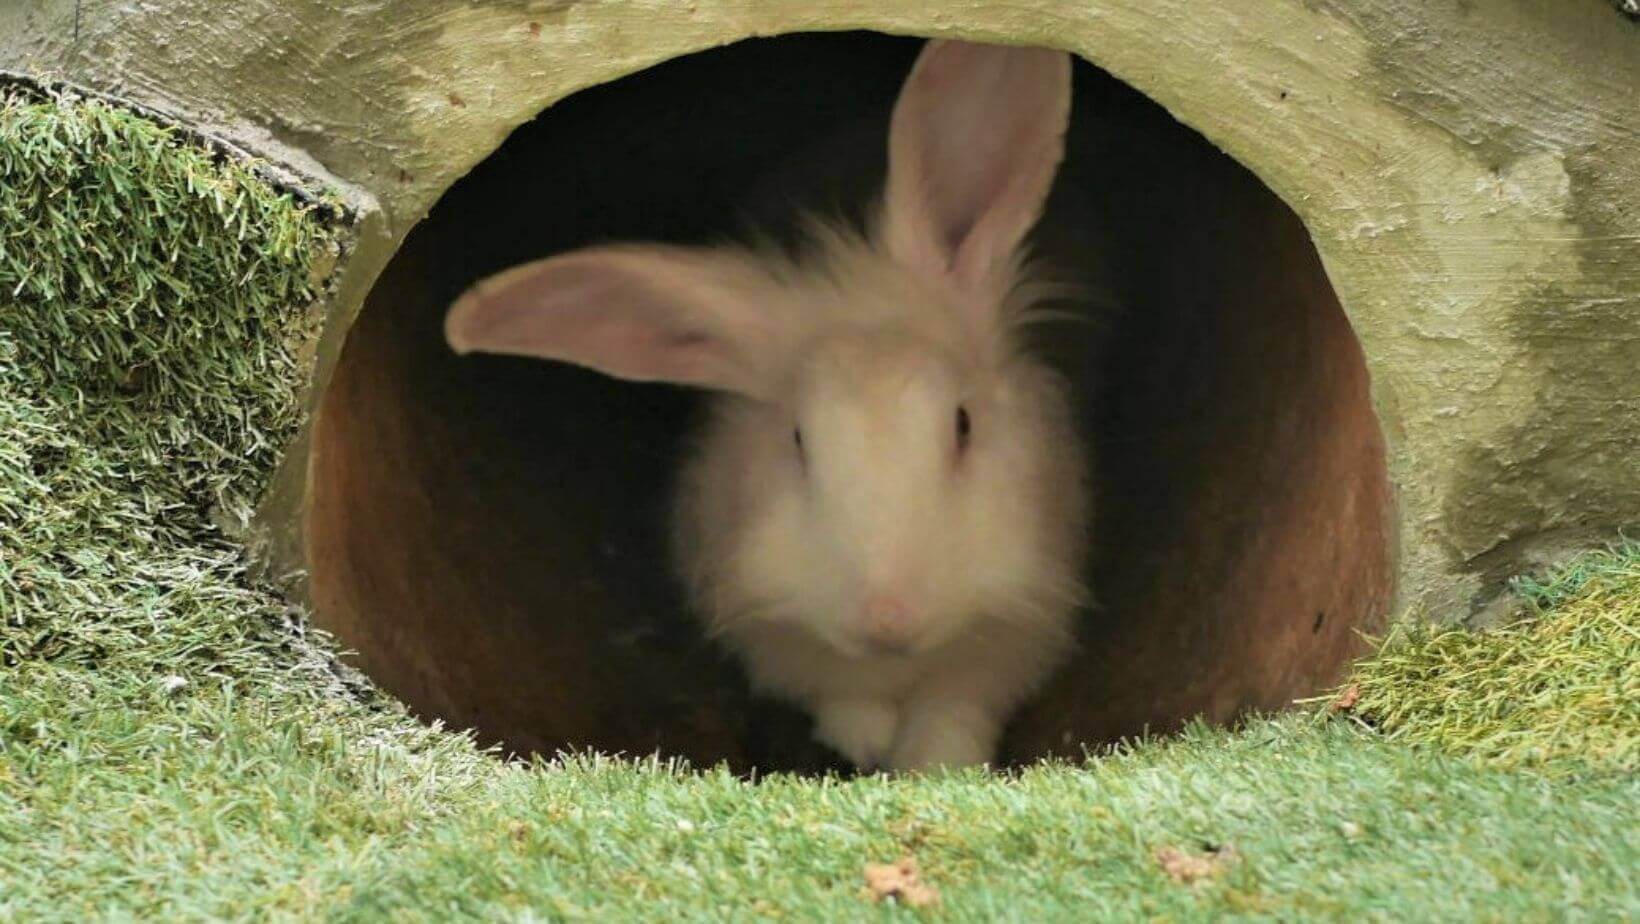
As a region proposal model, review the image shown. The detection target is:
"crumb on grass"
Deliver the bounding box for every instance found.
[1331,683,1362,712]
[862,856,940,907]
[1155,844,1239,886]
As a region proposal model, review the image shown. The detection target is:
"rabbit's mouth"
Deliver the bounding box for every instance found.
[841,608,1001,660]
[821,627,946,664]
[829,636,916,661]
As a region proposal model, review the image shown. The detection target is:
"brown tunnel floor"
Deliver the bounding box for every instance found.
[306,32,1395,773]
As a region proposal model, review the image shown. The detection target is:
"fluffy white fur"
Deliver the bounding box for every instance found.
[446,40,1090,770]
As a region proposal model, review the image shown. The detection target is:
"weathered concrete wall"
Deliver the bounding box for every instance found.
[4,0,1637,622]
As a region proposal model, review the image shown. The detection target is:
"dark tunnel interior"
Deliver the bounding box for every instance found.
[306,32,1394,772]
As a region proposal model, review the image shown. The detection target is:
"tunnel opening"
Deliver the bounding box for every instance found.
[306,31,1394,773]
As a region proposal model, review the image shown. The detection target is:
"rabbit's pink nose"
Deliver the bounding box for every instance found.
[861,594,916,654]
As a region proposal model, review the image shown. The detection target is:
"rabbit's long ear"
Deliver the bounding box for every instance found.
[881,40,1071,291]
[445,244,778,398]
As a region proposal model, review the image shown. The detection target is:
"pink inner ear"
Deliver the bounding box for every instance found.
[444,246,771,395]
[883,40,1072,286]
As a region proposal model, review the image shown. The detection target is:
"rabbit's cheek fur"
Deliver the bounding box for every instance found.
[732,491,856,647]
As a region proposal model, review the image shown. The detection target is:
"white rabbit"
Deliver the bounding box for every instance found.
[445,39,1090,771]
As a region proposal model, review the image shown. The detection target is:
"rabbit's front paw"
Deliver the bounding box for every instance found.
[813,699,898,770]
[888,704,997,771]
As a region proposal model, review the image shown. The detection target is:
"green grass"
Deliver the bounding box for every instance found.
[1336,540,1639,776]
[2,83,1637,922]
[5,707,1636,922]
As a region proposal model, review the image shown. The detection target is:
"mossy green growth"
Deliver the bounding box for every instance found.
[0,85,341,701]
[1336,540,1639,775]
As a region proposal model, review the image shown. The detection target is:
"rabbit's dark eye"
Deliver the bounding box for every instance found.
[793,428,803,452]
[955,405,971,451]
